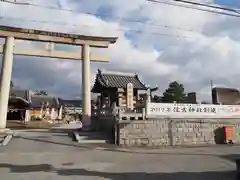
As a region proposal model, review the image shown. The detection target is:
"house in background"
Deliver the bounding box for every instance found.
[7,87,31,120]
[29,94,60,120]
[184,92,197,104]
[212,87,240,105]
[7,88,62,121]
[59,99,82,115]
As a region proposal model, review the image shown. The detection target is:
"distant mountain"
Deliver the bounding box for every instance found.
[58,99,82,107]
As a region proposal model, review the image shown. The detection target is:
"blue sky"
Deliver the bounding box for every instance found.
[215,0,240,7]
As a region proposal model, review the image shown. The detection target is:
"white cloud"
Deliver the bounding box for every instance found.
[1,0,240,101]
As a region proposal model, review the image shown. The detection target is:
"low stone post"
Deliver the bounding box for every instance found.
[142,108,145,120]
[144,88,151,119]
[167,118,175,146]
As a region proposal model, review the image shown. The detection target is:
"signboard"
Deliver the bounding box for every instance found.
[126,83,134,110]
[148,103,240,118]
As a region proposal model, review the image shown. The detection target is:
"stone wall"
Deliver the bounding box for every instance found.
[118,118,240,147]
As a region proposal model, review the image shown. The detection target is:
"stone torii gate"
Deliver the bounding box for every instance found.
[0,25,117,131]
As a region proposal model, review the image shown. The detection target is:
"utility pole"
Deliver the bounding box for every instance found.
[210,80,214,104]
[210,80,213,90]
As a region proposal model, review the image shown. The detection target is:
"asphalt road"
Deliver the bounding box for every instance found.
[0,130,239,180]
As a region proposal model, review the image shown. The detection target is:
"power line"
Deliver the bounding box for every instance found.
[0,0,219,40]
[148,0,240,16]
[0,0,238,43]
[147,0,240,17]
[167,0,240,14]
[0,0,204,34]
[2,0,240,17]
[0,0,28,5]
[0,16,198,40]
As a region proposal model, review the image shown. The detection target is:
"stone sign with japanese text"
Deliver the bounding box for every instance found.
[148,103,240,118]
[127,83,134,110]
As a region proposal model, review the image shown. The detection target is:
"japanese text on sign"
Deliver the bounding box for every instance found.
[148,103,240,118]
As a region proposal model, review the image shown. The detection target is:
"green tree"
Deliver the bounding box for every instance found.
[162,81,186,103]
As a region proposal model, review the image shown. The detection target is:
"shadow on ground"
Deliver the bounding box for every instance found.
[7,120,56,130]
[0,163,235,180]
[12,136,92,149]
[6,134,240,157]
[58,169,235,180]
[222,154,240,163]
[10,133,116,150]
[9,130,115,149]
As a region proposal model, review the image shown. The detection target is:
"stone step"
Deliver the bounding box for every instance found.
[78,139,107,144]
[71,131,108,144]
[49,124,82,133]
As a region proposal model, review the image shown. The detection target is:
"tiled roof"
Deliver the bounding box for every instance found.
[92,69,147,93]
[9,88,30,101]
[30,95,59,108]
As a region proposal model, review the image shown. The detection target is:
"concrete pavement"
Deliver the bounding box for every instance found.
[0,130,239,180]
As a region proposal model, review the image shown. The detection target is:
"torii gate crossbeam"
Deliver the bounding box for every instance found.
[0,25,117,131]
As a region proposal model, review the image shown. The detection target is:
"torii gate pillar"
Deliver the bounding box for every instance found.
[82,44,91,128]
[0,36,14,131]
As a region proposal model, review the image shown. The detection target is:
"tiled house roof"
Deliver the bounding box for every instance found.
[9,87,31,104]
[30,95,59,109]
[92,69,147,93]
[8,88,60,108]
